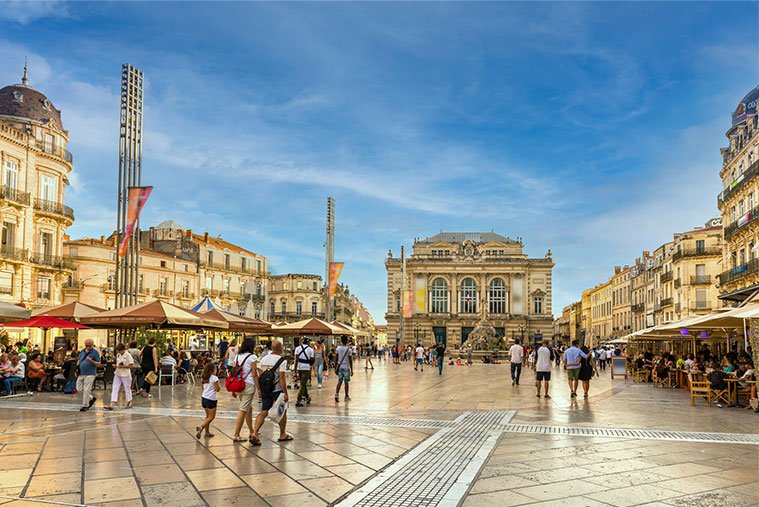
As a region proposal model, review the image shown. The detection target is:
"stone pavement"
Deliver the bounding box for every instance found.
[0,360,757,506]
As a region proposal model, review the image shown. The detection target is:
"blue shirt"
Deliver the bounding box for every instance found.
[77,348,101,376]
[563,346,587,370]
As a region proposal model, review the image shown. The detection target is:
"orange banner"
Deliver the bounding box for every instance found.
[329,262,344,300]
[402,289,414,318]
[118,186,152,258]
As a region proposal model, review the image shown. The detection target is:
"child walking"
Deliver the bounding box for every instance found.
[197,362,220,439]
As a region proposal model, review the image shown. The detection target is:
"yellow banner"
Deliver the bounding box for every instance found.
[414,276,426,314]
[329,262,344,300]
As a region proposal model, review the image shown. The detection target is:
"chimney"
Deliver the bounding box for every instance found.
[614,266,621,274]
[204,232,209,242]
[100,235,105,243]
[186,229,192,238]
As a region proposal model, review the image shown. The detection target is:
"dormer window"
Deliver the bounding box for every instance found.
[13,91,22,102]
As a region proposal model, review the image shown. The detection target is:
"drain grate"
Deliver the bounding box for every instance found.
[502,423,759,445]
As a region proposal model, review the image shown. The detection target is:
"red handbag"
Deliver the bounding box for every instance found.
[225,354,252,393]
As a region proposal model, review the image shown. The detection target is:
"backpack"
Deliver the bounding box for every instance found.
[225,354,253,393]
[259,357,286,397]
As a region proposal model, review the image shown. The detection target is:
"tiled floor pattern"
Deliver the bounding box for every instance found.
[0,362,757,506]
[337,411,514,507]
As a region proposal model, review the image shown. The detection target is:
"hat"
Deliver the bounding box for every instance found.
[302,337,310,344]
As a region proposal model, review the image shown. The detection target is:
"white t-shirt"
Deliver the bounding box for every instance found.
[202,374,219,400]
[336,345,352,370]
[295,345,314,371]
[684,359,694,370]
[115,351,134,378]
[227,346,238,364]
[536,346,552,372]
[415,346,424,359]
[236,353,258,386]
[599,349,607,360]
[258,354,287,392]
[509,344,524,364]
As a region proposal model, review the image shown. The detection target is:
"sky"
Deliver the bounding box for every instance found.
[1,2,758,324]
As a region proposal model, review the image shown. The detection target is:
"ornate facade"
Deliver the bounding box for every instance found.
[385,232,554,348]
[717,85,759,301]
[268,273,324,323]
[0,68,74,309]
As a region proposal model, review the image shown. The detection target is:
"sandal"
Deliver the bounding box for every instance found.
[196,427,202,439]
[277,434,294,442]
[232,436,246,443]
[249,437,261,446]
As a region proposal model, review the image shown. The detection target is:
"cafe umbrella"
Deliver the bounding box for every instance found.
[1,315,90,352]
[0,301,31,324]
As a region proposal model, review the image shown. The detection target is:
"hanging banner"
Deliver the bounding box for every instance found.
[118,186,153,258]
[329,262,344,299]
[414,276,426,314]
[402,289,414,318]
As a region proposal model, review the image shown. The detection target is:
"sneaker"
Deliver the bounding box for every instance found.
[544,394,551,399]
[317,385,322,389]
[295,402,304,407]
[79,407,88,412]
[511,380,515,386]
[345,395,351,401]
[88,396,97,408]
[334,395,339,402]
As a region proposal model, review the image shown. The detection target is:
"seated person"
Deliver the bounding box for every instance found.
[2,355,25,394]
[724,357,738,373]
[26,353,48,391]
[176,352,191,381]
[161,352,177,368]
[683,354,694,371]
[0,354,11,378]
[54,352,78,384]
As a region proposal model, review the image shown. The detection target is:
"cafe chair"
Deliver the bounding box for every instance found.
[633,368,649,383]
[711,384,731,407]
[11,369,30,395]
[689,378,712,406]
[159,364,175,386]
[94,363,115,391]
[653,369,672,388]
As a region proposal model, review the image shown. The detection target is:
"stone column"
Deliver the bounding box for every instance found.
[749,319,759,370]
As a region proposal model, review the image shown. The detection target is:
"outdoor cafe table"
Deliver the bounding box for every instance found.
[43,366,61,392]
[724,378,756,407]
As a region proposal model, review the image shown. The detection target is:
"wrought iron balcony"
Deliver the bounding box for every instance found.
[661,297,673,307]
[0,245,28,262]
[62,280,84,290]
[690,275,712,285]
[690,302,712,311]
[660,271,673,283]
[35,140,74,164]
[153,289,174,298]
[674,278,681,289]
[101,283,116,293]
[0,185,30,206]
[270,311,325,319]
[34,198,75,221]
[718,159,759,205]
[718,258,759,285]
[631,303,645,313]
[724,205,759,240]
[178,292,194,300]
[672,246,722,261]
[29,252,70,269]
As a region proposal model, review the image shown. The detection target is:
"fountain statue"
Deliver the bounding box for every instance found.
[461,305,505,351]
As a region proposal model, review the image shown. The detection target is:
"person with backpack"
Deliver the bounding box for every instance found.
[294,337,314,407]
[535,340,553,398]
[230,337,258,443]
[251,339,290,445]
[334,335,353,402]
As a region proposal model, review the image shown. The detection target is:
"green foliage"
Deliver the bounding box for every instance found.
[135,329,170,354]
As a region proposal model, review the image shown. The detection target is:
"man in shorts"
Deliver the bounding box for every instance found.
[414,344,425,371]
[335,336,353,402]
[563,339,587,398]
[251,340,290,444]
[535,340,553,398]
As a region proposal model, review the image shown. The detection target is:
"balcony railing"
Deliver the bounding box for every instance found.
[660,271,673,283]
[101,283,116,292]
[201,288,220,297]
[690,302,712,311]
[35,140,73,164]
[661,297,673,307]
[672,246,722,261]
[724,204,759,240]
[153,289,174,298]
[0,185,30,206]
[29,252,70,269]
[62,280,84,290]
[34,198,75,221]
[718,159,759,205]
[718,258,759,285]
[674,278,681,289]
[0,245,28,262]
[270,311,325,319]
[178,291,194,300]
[631,303,645,313]
[690,275,712,285]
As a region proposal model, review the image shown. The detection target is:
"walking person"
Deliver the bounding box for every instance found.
[76,339,101,412]
[509,338,524,386]
[137,337,159,398]
[334,335,353,402]
[251,339,290,445]
[599,348,607,371]
[294,337,314,407]
[105,343,134,410]
[231,337,258,443]
[435,342,446,375]
[563,340,588,398]
[535,340,553,398]
[197,362,219,439]
[365,341,375,370]
[578,346,599,398]
[314,339,326,389]
[414,343,425,371]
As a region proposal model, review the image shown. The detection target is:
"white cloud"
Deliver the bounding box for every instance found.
[0,1,68,24]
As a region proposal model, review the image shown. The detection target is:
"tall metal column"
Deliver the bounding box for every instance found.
[115,64,144,309]
[400,245,406,345]
[324,197,335,321]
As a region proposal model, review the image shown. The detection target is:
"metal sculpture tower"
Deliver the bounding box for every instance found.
[115,64,144,308]
[325,197,335,321]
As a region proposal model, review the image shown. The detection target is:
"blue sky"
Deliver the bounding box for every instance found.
[1,2,757,323]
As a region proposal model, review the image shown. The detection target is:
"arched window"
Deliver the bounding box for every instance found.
[459,278,477,314]
[489,278,507,314]
[431,278,448,313]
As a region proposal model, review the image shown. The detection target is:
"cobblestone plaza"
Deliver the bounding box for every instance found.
[0,362,756,507]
